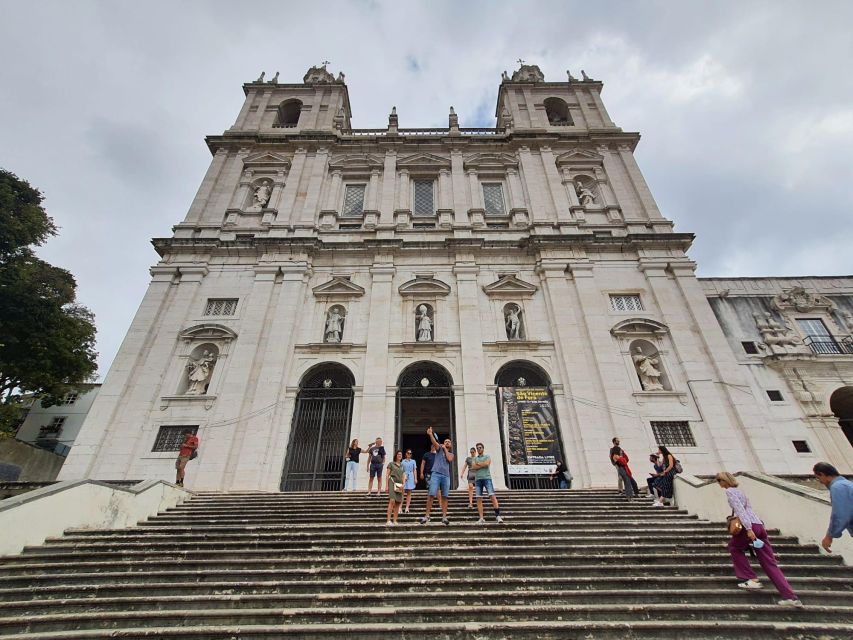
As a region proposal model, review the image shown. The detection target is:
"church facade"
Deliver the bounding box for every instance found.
[58,64,853,491]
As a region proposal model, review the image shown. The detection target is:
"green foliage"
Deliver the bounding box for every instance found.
[0,169,98,428]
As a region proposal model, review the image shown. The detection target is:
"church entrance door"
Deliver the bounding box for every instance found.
[280,364,354,492]
[395,362,456,490]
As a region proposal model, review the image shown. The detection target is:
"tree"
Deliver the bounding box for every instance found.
[0,169,98,435]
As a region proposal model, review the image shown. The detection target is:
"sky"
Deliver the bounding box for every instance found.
[2,0,852,379]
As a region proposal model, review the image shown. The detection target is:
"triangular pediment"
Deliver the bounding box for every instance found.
[464,152,518,170]
[242,152,291,168]
[328,154,384,171]
[397,153,451,170]
[555,149,604,166]
[398,276,451,297]
[483,275,538,298]
[312,276,366,298]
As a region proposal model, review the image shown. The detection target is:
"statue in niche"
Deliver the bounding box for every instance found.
[632,347,664,391]
[416,305,433,342]
[186,350,216,395]
[324,308,344,343]
[575,180,596,206]
[252,182,271,209]
[505,305,523,340]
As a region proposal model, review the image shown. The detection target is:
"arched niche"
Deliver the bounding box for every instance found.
[544,97,573,125]
[503,302,526,341]
[829,386,853,448]
[573,173,599,207]
[178,343,220,396]
[629,339,672,392]
[276,99,302,127]
[174,324,236,398]
[323,304,347,343]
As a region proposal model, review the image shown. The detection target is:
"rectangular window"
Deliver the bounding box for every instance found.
[741,341,759,355]
[153,425,199,452]
[766,390,784,402]
[204,299,238,316]
[61,392,78,405]
[792,440,811,453]
[609,294,644,312]
[38,416,66,436]
[797,318,841,354]
[342,184,366,217]
[482,183,506,216]
[651,421,696,447]
[413,180,435,216]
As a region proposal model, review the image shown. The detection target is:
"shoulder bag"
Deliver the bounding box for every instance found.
[726,510,743,536]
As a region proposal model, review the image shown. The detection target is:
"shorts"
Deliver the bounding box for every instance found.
[428,473,450,498]
[466,474,476,485]
[369,463,384,479]
[475,478,495,497]
[175,456,189,471]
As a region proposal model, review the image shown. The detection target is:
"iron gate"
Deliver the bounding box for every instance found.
[280,366,354,491]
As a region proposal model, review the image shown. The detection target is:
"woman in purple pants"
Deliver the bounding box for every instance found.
[715,472,803,608]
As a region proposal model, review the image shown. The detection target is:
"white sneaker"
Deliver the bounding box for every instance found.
[737,579,763,590]
[496,516,505,523]
[777,599,804,608]
[476,518,486,525]
[651,501,664,508]
[385,520,392,526]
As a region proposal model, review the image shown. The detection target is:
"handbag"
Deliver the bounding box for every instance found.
[393,482,403,492]
[726,510,743,536]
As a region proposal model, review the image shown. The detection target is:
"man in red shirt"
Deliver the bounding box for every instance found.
[175,430,199,487]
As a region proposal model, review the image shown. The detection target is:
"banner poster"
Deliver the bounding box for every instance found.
[499,386,559,474]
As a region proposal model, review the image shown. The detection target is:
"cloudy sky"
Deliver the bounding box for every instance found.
[2,0,852,378]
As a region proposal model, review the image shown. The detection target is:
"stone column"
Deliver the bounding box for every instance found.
[450,150,468,226]
[268,170,288,214]
[275,148,307,228]
[299,147,329,225]
[518,147,548,224]
[617,145,664,220]
[453,261,504,487]
[539,147,572,224]
[395,169,411,227]
[379,150,397,226]
[184,148,229,224]
[319,170,343,229]
[249,91,272,130]
[364,168,381,229]
[466,169,485,227]
[231,91,256,130]
[505,167,530,227]
[437,169,453,228]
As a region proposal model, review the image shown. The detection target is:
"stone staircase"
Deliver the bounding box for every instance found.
[0,489,851,639]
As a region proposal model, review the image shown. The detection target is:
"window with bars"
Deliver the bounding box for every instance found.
[741,341,759,355]
[651,421,696,447]
[482,183,506,216]
[61,392,78,405]
[204,299,238,316]
[766,390,784,402]
[38,416,66,436]
[152,425,199,452]
[609,294,644,312]
[342,184,366,217]
[413,180,435,216]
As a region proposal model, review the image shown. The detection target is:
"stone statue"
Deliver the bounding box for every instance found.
[501,70,509,82]
[336,71,345,83]
[449,106,458,128]
[632,347,664,391]
[505,306,523,340]
[253,183,271,209]
[324,308,344,343]
[186,350,216,395]
[255,71,265,83]
[268,71,279,84]
[581,70,591,81]
[567,69,578,82]
[575,180,596,206]
[416,305,433,342]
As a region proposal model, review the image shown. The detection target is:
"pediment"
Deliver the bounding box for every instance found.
[242,152,291,168]
[483,275,538,298]
[610,318,669,337]
[397,152,451,170]
[555,149,604,166]
[463,152,518,170]
[179,323,238,342]
[398,276,451,297]
[328,154,384,172]
[771,286,836,313]
[312,276,366,298]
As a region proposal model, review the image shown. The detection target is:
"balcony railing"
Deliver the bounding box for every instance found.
[803,336,853,355]
[344,127,504,138]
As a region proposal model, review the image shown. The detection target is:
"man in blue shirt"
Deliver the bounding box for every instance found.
[420,426,454,526]
[813,462,853,553]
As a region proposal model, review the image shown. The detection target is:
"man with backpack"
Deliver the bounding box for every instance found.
[175,430,199,487]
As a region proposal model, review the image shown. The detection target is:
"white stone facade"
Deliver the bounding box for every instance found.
[59,65,853,491]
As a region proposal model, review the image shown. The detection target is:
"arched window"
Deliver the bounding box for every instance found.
[544,97,573,126]
[275,99,302,128]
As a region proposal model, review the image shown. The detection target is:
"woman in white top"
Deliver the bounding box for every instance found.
[715,472,802,607]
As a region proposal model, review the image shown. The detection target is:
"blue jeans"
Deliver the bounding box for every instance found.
[345,460,358,491]
[558,478,569,489]
[428,472,450,498]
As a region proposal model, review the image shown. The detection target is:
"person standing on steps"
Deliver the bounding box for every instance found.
[650,446,676,507]
[401,449,418,514]
[609,437,624,493]
[366,437,386,496]
[386,450,408,526]
[175,430,199,487]
[344,439,367,492]
[715,472,803,608]
[461,447,477,509]
[472,442,504,524]
[610,437,640,496]
[611,451,634,501]
[812,462,853,553]
[420,426,454,526]
[420,447,435,491]
[550,459,571,489]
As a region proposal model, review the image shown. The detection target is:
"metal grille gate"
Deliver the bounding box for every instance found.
[280,367,354,492]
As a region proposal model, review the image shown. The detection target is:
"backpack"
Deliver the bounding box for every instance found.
[674,459,683,474]
[189,449,198,461]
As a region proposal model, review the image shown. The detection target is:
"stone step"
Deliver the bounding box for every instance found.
[1,563,849,590]
[3,602,852,634]
[2,619,853,640]
[3,589,851,616]
[162,505,672,516]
